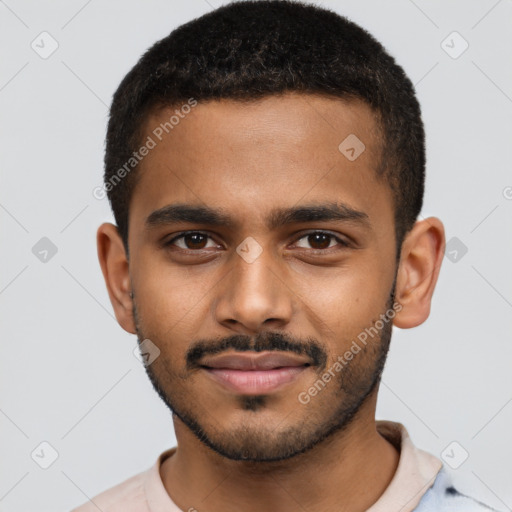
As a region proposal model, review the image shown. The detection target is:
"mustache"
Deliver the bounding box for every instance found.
[186,331,327,371]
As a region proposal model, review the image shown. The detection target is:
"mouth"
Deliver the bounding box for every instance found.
[200,351,312,394]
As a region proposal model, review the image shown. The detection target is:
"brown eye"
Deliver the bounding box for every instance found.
[308,233,331,249]
[294,231,347,250]
[167,232,217,250]
[183,233,208,249]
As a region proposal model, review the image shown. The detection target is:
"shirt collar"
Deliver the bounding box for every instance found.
[144,420,443,512]
[367,420,443,512]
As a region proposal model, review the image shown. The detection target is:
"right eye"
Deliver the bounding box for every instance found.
[165,231,221,251]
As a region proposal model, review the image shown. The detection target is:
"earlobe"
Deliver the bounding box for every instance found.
[97,223,136,334]
[393,217,445,329]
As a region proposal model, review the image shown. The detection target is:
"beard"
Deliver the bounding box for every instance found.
[133,279,397,463]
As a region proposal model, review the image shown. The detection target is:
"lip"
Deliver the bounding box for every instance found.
[200,351,311,394]
[200,351,311,370]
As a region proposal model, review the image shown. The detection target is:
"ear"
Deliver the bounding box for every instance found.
[97,223,136,334]
[393,217,445,329]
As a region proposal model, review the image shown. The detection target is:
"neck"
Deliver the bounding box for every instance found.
[160,393,399,512]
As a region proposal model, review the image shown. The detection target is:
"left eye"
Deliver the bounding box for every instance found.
[294,232,347,250]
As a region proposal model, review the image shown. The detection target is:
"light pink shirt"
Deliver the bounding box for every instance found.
[71,420,442,512]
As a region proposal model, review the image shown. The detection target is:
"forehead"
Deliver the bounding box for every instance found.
[130,93,392,233]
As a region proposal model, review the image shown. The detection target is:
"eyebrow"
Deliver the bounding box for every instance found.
[146,201,371,230]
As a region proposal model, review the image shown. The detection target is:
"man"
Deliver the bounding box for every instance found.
[72,1,497,510]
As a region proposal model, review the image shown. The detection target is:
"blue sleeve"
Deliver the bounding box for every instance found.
[414,467,502,512]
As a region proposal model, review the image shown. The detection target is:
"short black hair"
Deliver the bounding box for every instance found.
[104,0,425,254]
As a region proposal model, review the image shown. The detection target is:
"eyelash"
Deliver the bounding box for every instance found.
[164,230,350,253]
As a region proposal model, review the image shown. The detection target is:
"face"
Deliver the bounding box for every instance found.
[126,93,399,461]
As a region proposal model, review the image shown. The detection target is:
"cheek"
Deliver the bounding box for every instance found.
[291,264,390,343]
[131,252,213,341]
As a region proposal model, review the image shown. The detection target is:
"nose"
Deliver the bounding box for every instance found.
[213,244,294,333]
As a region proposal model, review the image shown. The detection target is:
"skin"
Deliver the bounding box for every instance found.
[97,92,445,512]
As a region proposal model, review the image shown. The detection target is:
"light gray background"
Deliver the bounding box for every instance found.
[1,0,511,510]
